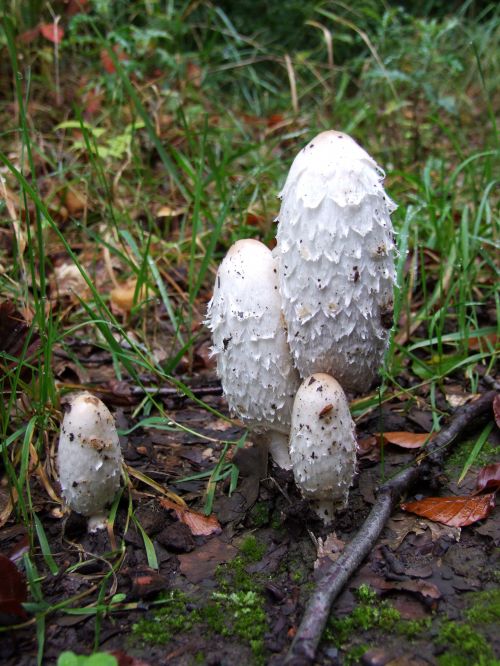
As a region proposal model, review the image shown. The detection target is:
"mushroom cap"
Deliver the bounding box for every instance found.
[289,373,357,521]
[275,130,396,391]
[58,392,122,521]
[206,239,300,436]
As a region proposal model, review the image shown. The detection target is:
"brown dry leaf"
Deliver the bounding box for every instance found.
[65,188,87,216]
[474,463,500,494]
[52,263,90,300]
[178,537,237,583]
[159,497,221,536]
[186,62,202,87]
[384,514,461,549]
[40,22,64,44]
[401,493,496,527]
[110,280,147,314]
[376,431,432,449]
[156,204,187,218]
[111,651,152,666]
[494,394,500,429]
[314,532,345,568]
[0,554,28,621]
[468,332,498,351]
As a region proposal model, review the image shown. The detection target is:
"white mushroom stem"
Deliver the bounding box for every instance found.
[275,130,397,392]
[289,373,357,522]
[206,239,300,468]
[58,392,122,531]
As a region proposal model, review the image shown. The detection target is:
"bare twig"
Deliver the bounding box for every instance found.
[285,390,497,665]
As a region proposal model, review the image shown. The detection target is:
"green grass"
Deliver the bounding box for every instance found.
[0,0,499,662]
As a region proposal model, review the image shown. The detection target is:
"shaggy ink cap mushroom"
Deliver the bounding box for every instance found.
[289,373,357,523]
[206,239,300,469]
[275,130,397,392]
[58,392,123,531]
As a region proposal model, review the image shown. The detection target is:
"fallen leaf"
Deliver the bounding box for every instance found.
[40,22,64,44]
[0,554,28,621]
[18,26,41,43]
[159,497,221,536]
[401,493,496,527]
[100,46,126,74]
[51,263,90,300]
[494,394,500,429]
[110,280,147,314]
[64,188,87,216]
[178,537,237,583]
[474,464,500,494]
[468,332,498,351]
[111,651,151,666]
[156,205,187,218]
[376,432,432,449]
[314,532,345,568]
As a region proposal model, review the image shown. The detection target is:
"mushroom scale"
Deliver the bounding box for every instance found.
[58,392,122,531]
[289,373,357,522]
[206,239,300,468]
[275,130,397,392]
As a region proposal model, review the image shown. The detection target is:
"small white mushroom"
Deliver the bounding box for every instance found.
[289,373,357,522]
[206,239,300,468]
[58,392,122,531]
[275,130,397,392]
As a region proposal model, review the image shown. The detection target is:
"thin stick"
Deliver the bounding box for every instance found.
[285,390,497,665]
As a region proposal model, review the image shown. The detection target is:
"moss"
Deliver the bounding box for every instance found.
[215,556,259,593]
[436,621,499,666]
[239,535,266,562]
[324,585,402,647]
[446,438,497,475]
[132,590,199,645]
[465,588,500,625]
[248,502,270,528]
[203,590,267,664]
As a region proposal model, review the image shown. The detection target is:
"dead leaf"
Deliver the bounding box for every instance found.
[110,651,151,666]
[314,532,345,568]
[65,188,87,216]
[40,22,64,44]
[0,554,28,621]
[18,26,41,43]
[468,332,498,351]
[51,263,90,300]
[100,46,126,74]
[156,205,187,218]
[159,497,221,536]
[401,493,496,527]
[494,394,500,429]
[178,537,237,583]
[110,280,147,314]
[376,432,432,449]
[474,463,500,494]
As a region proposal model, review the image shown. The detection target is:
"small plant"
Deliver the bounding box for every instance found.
[239,535,266,563]
[57,653,117,666]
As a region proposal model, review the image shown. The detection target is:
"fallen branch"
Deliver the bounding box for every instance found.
[285,390,497,665]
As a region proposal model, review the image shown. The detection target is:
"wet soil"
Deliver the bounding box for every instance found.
[0,382,498,666]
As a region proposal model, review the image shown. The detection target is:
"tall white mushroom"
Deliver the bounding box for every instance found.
[289,373,357,522]
[206,239,300,468]
[58,392,123,531]
[275,130,397,392]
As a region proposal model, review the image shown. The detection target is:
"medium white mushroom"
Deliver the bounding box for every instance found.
[275,130,397,392]
[58,392,123,531]
[289,373,357,522]
[206,239,300,468]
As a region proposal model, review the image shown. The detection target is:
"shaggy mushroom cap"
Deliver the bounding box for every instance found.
[289,373,357,522]
[206,239,300,468]
[58,392,122,531]
[275,130,397,392]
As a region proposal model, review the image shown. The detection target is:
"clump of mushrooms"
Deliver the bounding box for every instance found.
[206,239,300,469]
[58,392,123,532]
[207,131,396,522]
[274,130,397,393]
